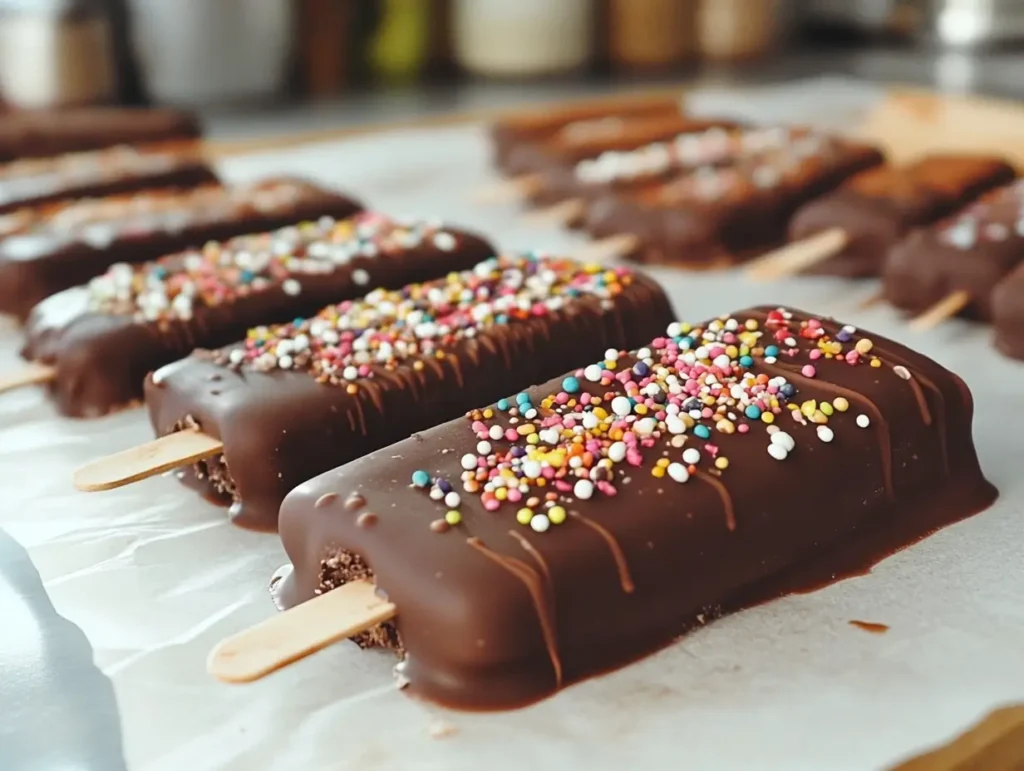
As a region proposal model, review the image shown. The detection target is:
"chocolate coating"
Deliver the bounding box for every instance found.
[585,137,884,266]
[883,180,1024,320]
[490,98,682,172]
[276,306,995,711]
[1,178,361,320]
[993,262,1024,360]
[0,142,217,214]
[0,107,201,162]
[145,257,673,531]
[23,216,489,418]
[792,155,1017,278]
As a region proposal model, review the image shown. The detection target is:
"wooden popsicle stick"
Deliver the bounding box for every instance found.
[208,579,396,683]
[73,429,224,492]
[0,361,56,394]
[473,173,543,204]
[908,290,971,331]
[574,233,640,262]
[745,228,849,281]
[523,198,586,226]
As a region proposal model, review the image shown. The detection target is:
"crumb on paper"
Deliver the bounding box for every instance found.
[428,719,458,739]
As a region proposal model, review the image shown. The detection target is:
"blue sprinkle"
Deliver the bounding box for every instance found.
[437,479,452,494]
[562,376,580,393]
[765,345,779,357]
[411,470,430,488]
[632,361,650,377]
[694,425,711,439]
[240,270,255,283]
[739,355,754,367]
[497,398,510,411]
[745,405,762,420]
[836,330,852,343]
[516,392,531,405]
[678,336,694,350]
[780,383,796,398]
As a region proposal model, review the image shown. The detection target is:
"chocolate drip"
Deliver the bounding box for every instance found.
[694,470,736,532]
[466,537,563,685]
[568,511,635,594]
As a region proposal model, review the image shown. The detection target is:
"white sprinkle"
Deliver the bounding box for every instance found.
[713,354,731,369]
[608,441,627,463]
[488,425,504,441]
[343,366,358,380]
[667,462,690,483]
[574,479,595,500]
[893,365,911,380]
[582,413,599,430]
[522,461,542,479]
[476,441,492,455]
[856,414,871,428]
[604,348,619,362]
[282,279,301,296]
[530,514,551,533]
[768,444,789,461]
[682,448,701,465]
[770,431,795,452]
[461,453,477,470]
[584,364,603,382]
[444,492,461,508]
[228,348,245,364]
[353,268,370,286]
[817,426,834,443]
[634,417,657,436]
[429,487,444,500]
[666,322,682,337]
[539,428,560,445]
[433,232,457,251]
[611,396,632,416]
[666,415,687,435]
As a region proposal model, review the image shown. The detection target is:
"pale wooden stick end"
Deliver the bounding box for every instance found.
[208,579,396,684]
[73,429,224,492]
[574,233,640,263]
[0,361,56,394]
[908,290,971,331]
[746,228,849,281]
[523,198,585,226]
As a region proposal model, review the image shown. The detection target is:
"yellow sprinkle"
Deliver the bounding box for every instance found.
[651,466,666,479]
[739,344,750,356]
[681,414,696,428]
[656,458,670,468]
[526,433,539,444]
[725,345,739,359]
[413,361,424,371]
[346,384,358,395]
[870,357,882,368]
[604,360,617,370]
[811,410,828,424]
[800,400,817,417]
[548,505,567,525]
[496,488,508,501]
[516,508,533,525]
[761,412,775,424]
[820,402,834,416]
[635,404,648,415]
[716,419,736,434]
[482,408,494,419]
[855,338,874,355]
[591,397,602,406]
[610,428,624,441]
[583,262,601,274]
[680,322,693,334]
[592,407,608,419]
[744,318,759,331]
[833,397,850,412]
[536,478,547,487]
[715,457,730,470]
[445,510,462,526]
[516,424,536,436]
[540,398,554,409]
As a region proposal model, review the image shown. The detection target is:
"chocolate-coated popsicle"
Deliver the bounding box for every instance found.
[22,214,493,417]
[993,261,1024,360]
[0,142,218,214]
[0,178,362,320]
[789,154,1017,277]
[585,134,884,266]
[274,306,995,710]
[884,180,1024,320]
[145,255,673,530]
[0,107,201,162]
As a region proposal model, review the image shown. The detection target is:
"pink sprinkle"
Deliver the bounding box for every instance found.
[580,392,591,405]
[471,420,485,433]
[738,423,750,434]
[555,392,569,404]
[507,489,522,502]
[624,431,637,446]
[809,349,822,360]
[484,499,500,512]
[705,444,719,457]
[701,407,713,419]
[541,467,556,479]
[845,351,859,364]
[562,417,576,429]
[807,318,822,329]
[709,346,725,359]
[555,480,572,492]
[626,450,644,466]
[801,365,816,378]
[505,428,518,441]
[767,384,778,394]
[596,481,617,496]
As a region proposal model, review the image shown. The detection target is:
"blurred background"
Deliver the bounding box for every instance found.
[1,0,1023,135]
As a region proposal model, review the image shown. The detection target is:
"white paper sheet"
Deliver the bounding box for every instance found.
[2,78,1023,771]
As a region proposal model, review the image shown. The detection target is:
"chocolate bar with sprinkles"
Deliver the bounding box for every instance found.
[993,261,1024,360]
[1,178,362,321]
[273,306,995,710]
[0,107,201,162]
[584,134,884,266]
[22,213,492,418]
[0,142,218,215]
[883,180,1024,321]
[500,114,737,181]
[527,125,811,209]
[145,255,673,530]
[790,155,1017,278]
[490,97,682,172]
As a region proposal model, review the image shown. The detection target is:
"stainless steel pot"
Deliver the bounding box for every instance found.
[128,0,294,106]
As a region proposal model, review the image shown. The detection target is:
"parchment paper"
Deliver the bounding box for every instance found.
[2,77,1022,771]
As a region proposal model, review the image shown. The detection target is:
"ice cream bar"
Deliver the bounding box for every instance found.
[0,178,363,320]
[883,180,1024,320]
[500,114,736,180]
[585,134,884,266]
[530,125,818,210]
[22,214,494,418]
[275,306,995,710]
[790,154,1017,277]
[0,107,201,162]
[0,142,218,214]
[490,97,682,171]
[993,262,1024,360]
[146,255,674,530]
